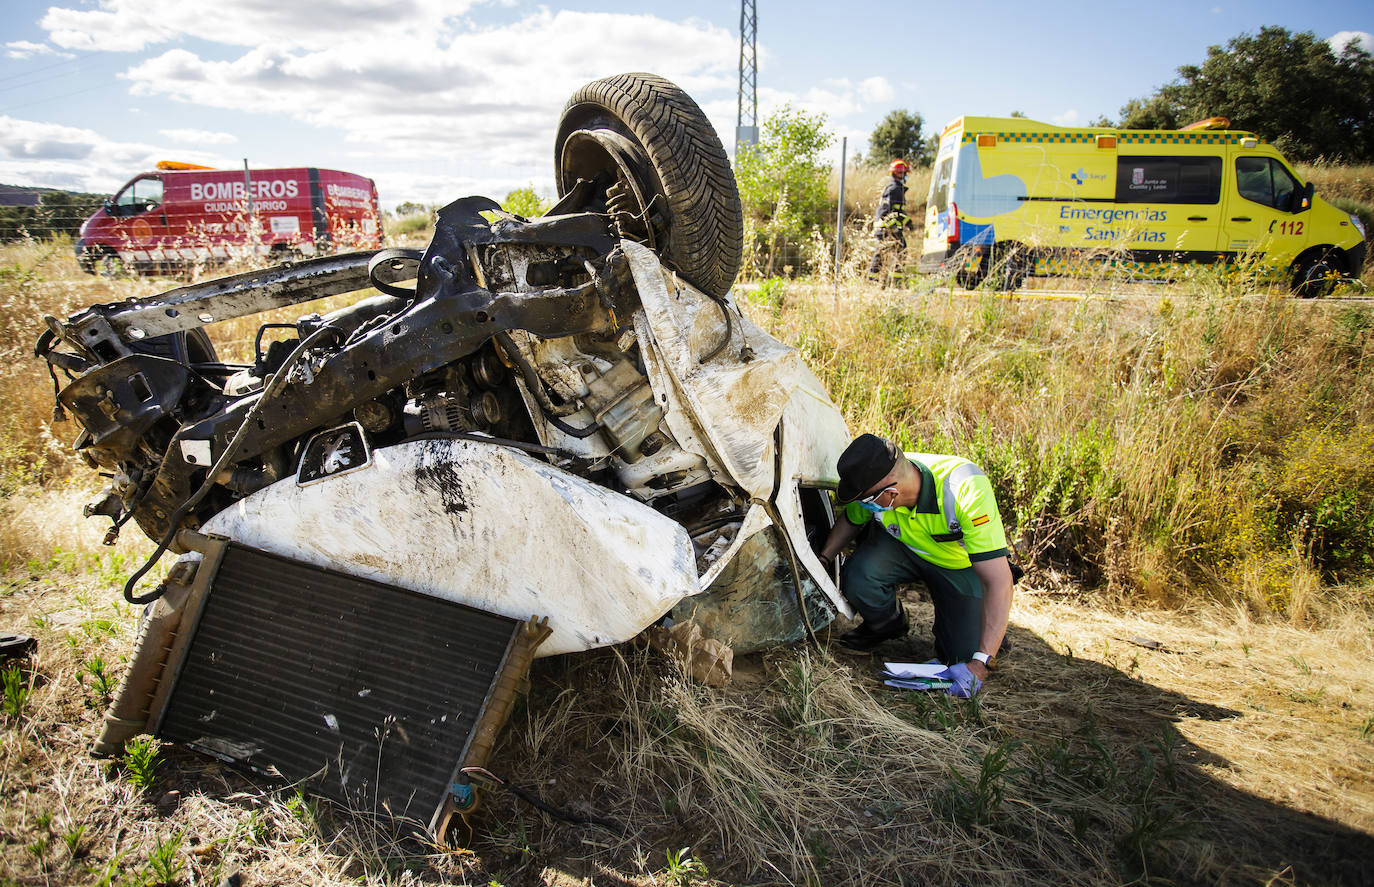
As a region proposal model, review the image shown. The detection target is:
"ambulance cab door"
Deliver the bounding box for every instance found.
[1223,154,1308,271]
[108,176,167,263]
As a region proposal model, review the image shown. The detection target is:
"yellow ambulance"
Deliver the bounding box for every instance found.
[918,116,1366,295]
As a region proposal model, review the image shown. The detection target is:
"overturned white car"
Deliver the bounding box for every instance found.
[37,73,850,837]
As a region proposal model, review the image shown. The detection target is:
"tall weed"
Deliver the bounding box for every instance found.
[748,279,1374,616]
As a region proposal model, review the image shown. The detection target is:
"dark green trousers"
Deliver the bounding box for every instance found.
[842,526,986,664]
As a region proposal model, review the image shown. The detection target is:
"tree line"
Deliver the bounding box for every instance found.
[867,26,1373,169]
[0,190,106,243]
[736,25,1371,278]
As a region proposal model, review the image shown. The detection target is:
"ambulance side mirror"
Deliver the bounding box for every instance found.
[1291,182,1314,214]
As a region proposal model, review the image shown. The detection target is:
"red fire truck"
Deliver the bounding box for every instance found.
[76,161,382,275]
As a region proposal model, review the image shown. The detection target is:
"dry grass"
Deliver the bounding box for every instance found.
[745,277,1374,620]
[2,555,1370,885]
[3,231,1373,886]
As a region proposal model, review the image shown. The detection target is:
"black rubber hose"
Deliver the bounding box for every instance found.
[760,421,821,644]
[366,248,424,299]
[756,498,820,646]
[461,767,626,834]
[122,325,340,604]
[494,332,601,438]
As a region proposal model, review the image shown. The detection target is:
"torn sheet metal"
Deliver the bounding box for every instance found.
[626,241,812,501]
[672,523,834,654]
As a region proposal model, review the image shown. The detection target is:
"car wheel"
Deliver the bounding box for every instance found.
[1292,257,1340,298]
[555,72,743,298]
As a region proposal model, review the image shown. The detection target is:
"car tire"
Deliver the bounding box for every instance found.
[1292,256,1341,298]
[555,72,743,298]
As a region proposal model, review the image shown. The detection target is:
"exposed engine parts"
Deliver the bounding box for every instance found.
[37,72,847,657]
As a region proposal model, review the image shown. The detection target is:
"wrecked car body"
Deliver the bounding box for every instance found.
[37,73,851,835]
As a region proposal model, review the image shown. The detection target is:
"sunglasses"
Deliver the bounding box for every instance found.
[860,484,896,505]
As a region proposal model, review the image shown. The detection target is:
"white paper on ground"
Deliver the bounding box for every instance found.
[883,678,953,691]
[882,661,948,679]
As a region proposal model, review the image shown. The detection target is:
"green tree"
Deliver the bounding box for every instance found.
[734,105,834,276]
[37,191,103,237]
[501,186,549,219]
[1118,26,1374,162]
[0,206,38,242]
[868,109,933,167]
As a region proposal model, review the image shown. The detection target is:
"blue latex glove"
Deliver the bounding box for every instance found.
[938,662,981,698]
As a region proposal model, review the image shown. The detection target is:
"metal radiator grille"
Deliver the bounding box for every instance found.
[157,542,520,831]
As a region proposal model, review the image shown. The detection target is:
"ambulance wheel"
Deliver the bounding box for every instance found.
[1292,255,1341,298]
[954,248,986,289]
[555,72,743,298]
[993,242,1031,292]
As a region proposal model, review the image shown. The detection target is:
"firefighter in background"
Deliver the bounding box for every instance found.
[868,159,914,277]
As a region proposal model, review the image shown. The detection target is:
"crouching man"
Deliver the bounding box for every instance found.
[817,434,1015,697]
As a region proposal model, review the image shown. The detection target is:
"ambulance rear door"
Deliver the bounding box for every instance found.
[922,124,962,263]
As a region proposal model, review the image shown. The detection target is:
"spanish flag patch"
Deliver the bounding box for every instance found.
[971,514,990,527]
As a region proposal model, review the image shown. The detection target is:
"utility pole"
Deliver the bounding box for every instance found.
[735,0,758,157]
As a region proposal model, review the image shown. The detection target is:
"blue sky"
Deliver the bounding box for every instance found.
[1,0,1369,209]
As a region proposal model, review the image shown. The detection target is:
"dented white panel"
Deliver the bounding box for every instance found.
[199,438,699,656]
[776,384,853,616]
[624,241,811,500]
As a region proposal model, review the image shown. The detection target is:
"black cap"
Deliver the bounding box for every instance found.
[836,434,900,504]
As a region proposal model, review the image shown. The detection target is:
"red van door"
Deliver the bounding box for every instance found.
[107,176,168,263]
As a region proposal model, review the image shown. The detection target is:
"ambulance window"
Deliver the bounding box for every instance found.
[1236,157,1300,210]
[1116,156,1220,204]
[930,157,955,212]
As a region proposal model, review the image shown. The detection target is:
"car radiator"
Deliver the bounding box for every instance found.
[97,533,549,839]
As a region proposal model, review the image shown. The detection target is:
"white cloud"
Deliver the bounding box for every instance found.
[159,128,238,145]
[0,116,230,193]
[755,77,900,128]
[857,76,895,105]
[40,0,482,53]
[1328,31,1373,55]
[5,40,72,59]
[108,9,737,204]
[25,3,892,207]
[1051,109,1080,126]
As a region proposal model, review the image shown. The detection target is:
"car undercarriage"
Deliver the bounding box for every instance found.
[36,73,851,837]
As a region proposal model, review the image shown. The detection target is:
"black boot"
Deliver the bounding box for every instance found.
[838,605,908,652]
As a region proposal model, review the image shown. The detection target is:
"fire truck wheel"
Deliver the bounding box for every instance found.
[97,250,127,279]
[555,73,743,298]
